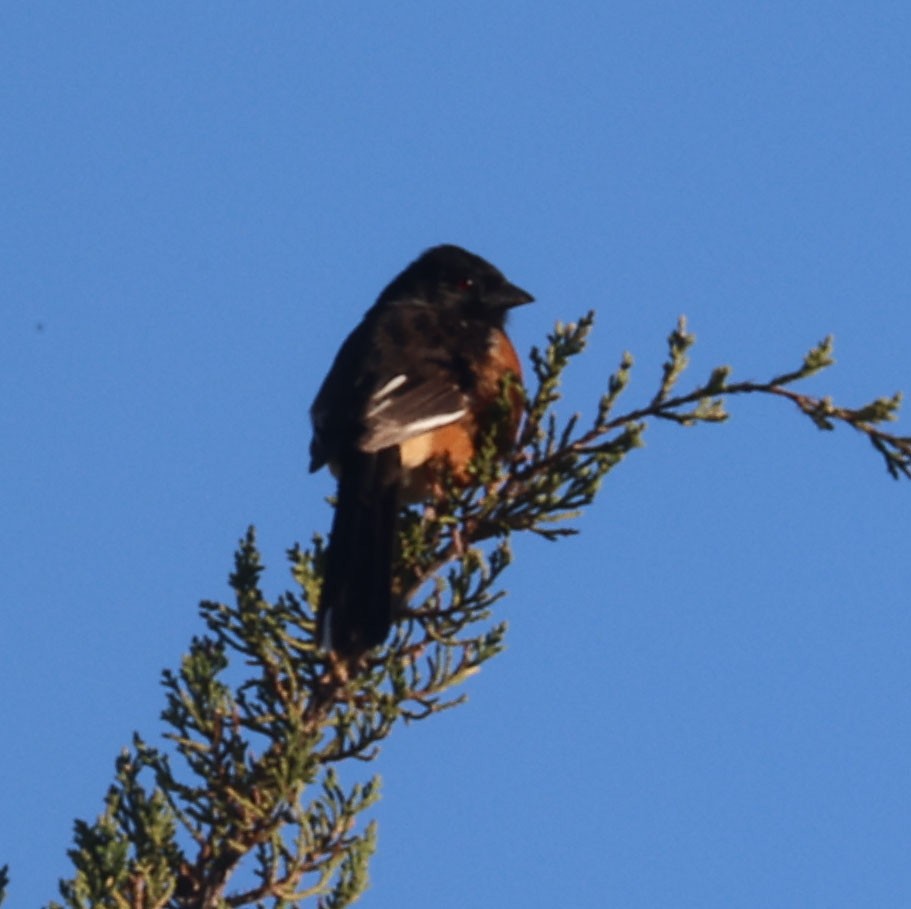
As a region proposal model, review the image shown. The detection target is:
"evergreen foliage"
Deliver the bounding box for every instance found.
[4,315,907,907]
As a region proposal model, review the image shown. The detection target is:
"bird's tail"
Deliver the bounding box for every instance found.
[317,449,400,657]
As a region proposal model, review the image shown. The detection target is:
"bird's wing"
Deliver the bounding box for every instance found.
[359,371,466,453]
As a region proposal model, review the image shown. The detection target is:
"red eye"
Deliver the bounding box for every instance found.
[456,277,475,291]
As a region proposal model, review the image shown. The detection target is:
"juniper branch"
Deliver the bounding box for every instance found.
[41,312,906,909]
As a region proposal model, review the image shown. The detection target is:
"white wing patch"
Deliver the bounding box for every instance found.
[361,407,466,453]
[360,370,467,452]
[365,374,408,419]
[371,373,408,403]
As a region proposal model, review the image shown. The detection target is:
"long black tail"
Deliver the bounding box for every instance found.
[317,449,400,656]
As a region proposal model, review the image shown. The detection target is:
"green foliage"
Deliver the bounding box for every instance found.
[6,314,906,906]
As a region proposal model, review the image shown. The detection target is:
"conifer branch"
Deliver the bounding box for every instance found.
[29,313,906,908]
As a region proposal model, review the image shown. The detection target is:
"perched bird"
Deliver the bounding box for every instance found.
[310,245,533,656]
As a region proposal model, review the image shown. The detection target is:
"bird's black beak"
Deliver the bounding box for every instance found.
[495,281,535,309]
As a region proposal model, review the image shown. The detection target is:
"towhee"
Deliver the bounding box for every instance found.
[310,244,533,657]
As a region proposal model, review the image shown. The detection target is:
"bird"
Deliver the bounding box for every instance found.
[309,244,533,657]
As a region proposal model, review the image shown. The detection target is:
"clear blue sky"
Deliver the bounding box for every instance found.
[2,3,910,906]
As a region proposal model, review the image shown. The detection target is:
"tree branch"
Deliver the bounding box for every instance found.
[39,313,906,909]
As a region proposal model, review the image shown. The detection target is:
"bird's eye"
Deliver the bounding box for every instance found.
[456,277,475,292]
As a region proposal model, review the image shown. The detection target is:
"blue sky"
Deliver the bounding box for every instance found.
[2,3,910,906]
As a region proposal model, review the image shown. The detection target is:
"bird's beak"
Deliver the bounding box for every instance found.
[497,282,535,309]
